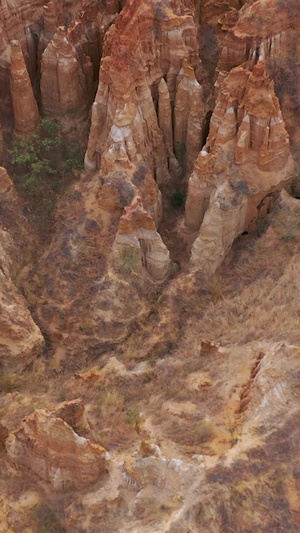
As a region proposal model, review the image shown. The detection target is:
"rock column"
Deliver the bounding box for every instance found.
[10,40,40,138]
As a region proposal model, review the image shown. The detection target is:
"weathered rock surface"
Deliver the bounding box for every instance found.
[85,0,203,182]
[53,398,90,435]
[113,195,171,281]
[10,40,40,138]
[6,409,108,491]
[1,1,300,532]
[218,0,300,148]
[0,0,120,126]
[174,59,204,173]
[186,60,294,274]
[0,167,43,371]
[22,163,168,360]
[40,27,90,128]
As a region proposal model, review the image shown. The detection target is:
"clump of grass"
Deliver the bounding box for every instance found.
[0,373,25,393]
[125,408,141,425]
[100,389,124,415]
[117,247,141,275]
[167,418,216,447]
[273,205,300,241]
[206,275,227,303]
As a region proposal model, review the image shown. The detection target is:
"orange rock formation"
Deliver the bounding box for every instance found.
[186,60,294,273]
[10,40,40,138]
[6,409,108,490]
[1,1,300,531]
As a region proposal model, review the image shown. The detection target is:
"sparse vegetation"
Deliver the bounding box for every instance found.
[273,205,300,241]
[171,190,186,208]
[166,418,216,448]
[10,119,62,191]
[8,119,84,232]
[188,209,300,345]
[0,373,24,393]
[31,503,65,533]
[117,246,141,274]
[125,408,141,425]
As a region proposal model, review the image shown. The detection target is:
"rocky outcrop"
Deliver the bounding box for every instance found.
[0,0,50,119]
[85,0,203,183]
[113,195,171,281]
[218,0,300,147]
[22,160,169,360]
[6,409,108,491]
[1,1,300,532]
[38,1,64,59]
[65,440,205,532]
[174,59,204,173]
[0,0,120,125]
[10,40,39,138]
[53,398,90,435]
[186,61,294,274]
[40,27,90,128]
[0,167,43,371]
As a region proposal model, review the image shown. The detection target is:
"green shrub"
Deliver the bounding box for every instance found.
[9,119,84,229]
[9,119,84,192]
[171,190,186,208]
[125,408,140,425]
[10,120,62,191]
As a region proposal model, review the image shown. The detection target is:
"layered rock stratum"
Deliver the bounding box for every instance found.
[1,0,300,531]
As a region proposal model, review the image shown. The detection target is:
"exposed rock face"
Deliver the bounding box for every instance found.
[113,195,171,281]
[0,167,43,372]
[85,0,203,182]
[2,1,300,531]
[22,161,168,359]
[10,40,39,138]
[53,398,90,435]
[40,27,90,127]
[188,343,300,532]
[218,0,300,147]
[174,59,204,173]
[65,441,205,532]
[0,0,53,119]
[186,61,294,274]
[0,0,119,125]
[6,409,108,491]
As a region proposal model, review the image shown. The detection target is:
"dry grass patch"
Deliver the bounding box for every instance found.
[195,253,300,345]
[186,205,300,346]
[163,416,217,452]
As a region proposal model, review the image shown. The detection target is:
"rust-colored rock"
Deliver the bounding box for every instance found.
[114,195,171,281]
[0,167,43,371]
[217,0,300,147]
[186,61,294,273]
[40,27,90,125]
[53,398,90,435]
[6,409,108,491]
[85,0,202,183]
[10,40,39,138]
[174,59,204,173]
